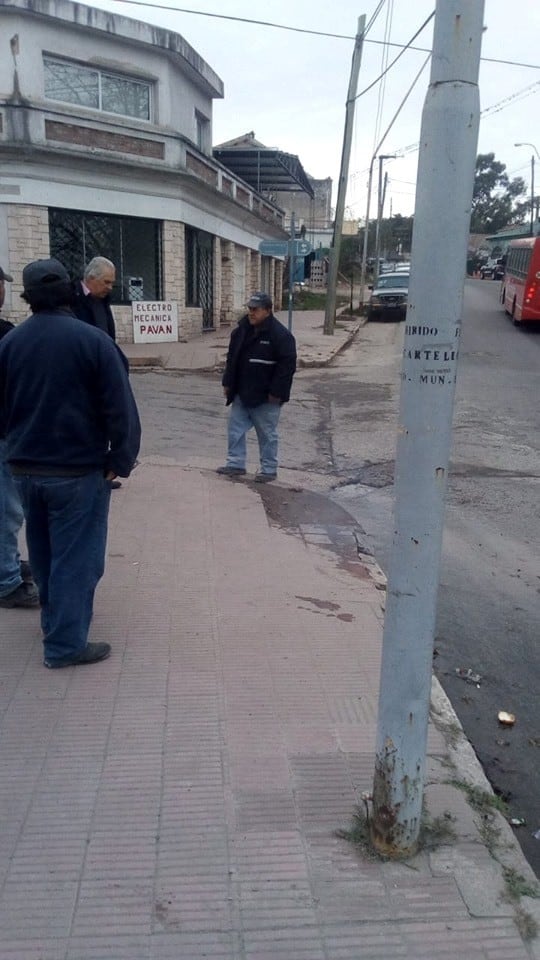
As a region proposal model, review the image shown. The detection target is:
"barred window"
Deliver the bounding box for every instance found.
[185,226,214,329]
[44,56,151,121]
[49,209,162,305]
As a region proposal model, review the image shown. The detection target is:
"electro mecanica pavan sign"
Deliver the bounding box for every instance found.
[132,301,178,343]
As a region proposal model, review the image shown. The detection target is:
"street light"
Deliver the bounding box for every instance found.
[514,142,540,236]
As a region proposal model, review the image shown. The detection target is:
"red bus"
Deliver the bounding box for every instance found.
[500,236,540,324]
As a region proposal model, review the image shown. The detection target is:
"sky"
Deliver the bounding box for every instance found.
[101,0,540,222]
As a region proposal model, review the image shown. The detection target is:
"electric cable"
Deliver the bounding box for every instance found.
[372,0,395,152]
[101,0,540,71]
[354,10,435,102]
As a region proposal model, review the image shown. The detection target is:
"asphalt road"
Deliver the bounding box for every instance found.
[131,281,540,876]
[327,281,540,876]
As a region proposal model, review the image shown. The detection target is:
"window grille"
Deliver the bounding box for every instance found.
[49,208,162,304]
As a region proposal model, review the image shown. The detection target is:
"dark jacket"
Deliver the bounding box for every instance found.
[0,318,14,341]
[222,313,296,408]
[71,280,117,340]
[0,309,140,477]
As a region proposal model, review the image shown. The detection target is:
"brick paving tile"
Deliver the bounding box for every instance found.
[0,464,536,960]
[66,936,150,959]
[242,927,326,960]
[0,940,67,960]
[324,924,409,960]
[149,931,236,959]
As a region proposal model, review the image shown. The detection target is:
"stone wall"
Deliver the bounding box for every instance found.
[4,204,50,322]
[1,203,285,339]
[249,251,261,293]
[220,240,235,326]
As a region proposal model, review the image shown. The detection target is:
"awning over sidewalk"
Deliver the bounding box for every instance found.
[213,146,314,198]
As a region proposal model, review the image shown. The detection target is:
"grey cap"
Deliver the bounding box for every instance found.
[0,266,13,282]
[22,258,70,291]
[247,291,272,309]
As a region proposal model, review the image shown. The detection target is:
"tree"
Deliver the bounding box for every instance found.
[356,214,414,262]
[470,153,526,233]
[338,235,361,277]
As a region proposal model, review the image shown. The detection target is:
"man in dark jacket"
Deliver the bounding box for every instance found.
[0,265,39,609]
[0,258,141,669]
[71,256,117,340]
[217,291,296,482]
[71,256,125,488]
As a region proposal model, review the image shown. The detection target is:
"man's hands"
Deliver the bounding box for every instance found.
[105,471,117,481]
[268,395,281,404]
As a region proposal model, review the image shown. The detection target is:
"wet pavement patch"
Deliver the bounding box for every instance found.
[256,484,373,580]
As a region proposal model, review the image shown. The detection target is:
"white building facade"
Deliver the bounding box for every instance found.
[0,0,286,341]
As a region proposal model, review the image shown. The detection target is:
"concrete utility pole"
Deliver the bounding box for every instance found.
[370,0,484,858]
[323,15,365,335]
[373,159,393,283]
[358,53,432,308]
[287,212,295,332]
[514,143,539,237]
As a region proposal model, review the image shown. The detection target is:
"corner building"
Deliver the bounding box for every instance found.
[0,0,288,341]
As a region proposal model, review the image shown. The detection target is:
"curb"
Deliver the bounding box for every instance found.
[356,546,539,894]
[127,322,364,375]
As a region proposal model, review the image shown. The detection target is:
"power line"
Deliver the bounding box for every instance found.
[102,0,540,71]
[355,10,435,101]
[103,0,369,41]
[481,80,540,117]
[372,0,395,150]
[365,0,389,36]
[348,77,540,185]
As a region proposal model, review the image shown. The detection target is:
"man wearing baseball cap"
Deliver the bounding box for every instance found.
[0,258,141,668]
[217,291,296,482]
[0,264,40,609]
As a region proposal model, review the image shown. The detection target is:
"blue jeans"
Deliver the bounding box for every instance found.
[0,439,24,598]
[14,472,111,664]
[226,397,281,475]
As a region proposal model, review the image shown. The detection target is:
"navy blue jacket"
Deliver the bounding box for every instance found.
[0,309,140,477]
[222,314,296,408]
[72,281,117,341]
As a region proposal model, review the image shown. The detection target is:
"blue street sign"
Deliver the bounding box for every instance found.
[258,239,313,257]
[291,239,313,257]
[258,240,288,257]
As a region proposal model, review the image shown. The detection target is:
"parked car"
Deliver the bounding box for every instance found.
[393,262,410,273]
[367,271,409,322]
[480,258,504,280]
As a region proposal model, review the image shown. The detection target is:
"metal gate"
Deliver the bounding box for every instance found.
[198,232,214,330]
[186,227,214,330]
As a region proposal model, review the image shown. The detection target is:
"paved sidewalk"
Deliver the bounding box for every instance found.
[1,462,538,959]
[122,310,362,372]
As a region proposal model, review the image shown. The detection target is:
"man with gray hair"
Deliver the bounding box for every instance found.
[72,257,122,486]
[72,256,117,340]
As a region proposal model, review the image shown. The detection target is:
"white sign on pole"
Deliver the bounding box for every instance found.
[132,301,178,343]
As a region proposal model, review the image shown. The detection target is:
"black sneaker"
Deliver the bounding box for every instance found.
[0,582,40,608]
[254,473,277,483]
[110,480,122,489]
[216,465,246,476]
[44,642,111,669]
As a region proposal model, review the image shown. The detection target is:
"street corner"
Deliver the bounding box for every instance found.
[297,321,363,368]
